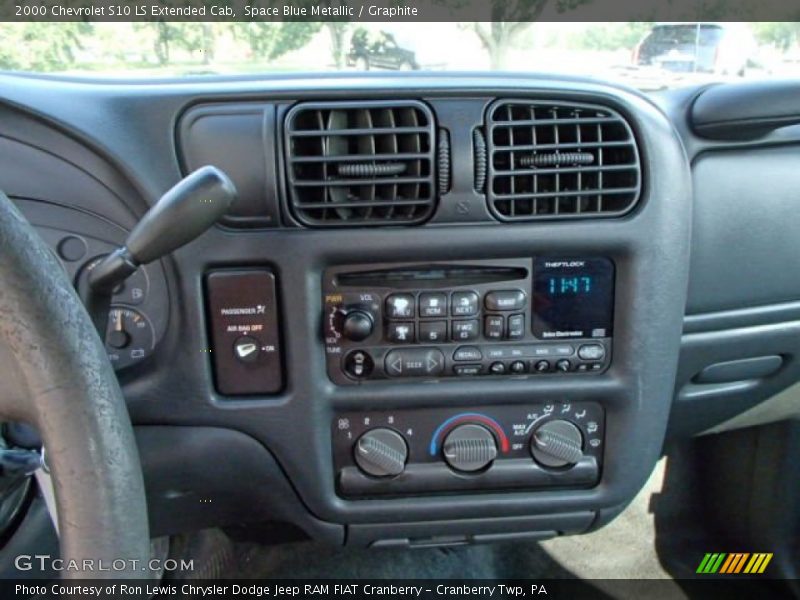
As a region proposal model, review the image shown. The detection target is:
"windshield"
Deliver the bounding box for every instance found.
[644,24,723,46]
[0,21,793,91]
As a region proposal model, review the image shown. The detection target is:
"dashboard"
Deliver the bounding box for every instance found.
[2,73,799,548]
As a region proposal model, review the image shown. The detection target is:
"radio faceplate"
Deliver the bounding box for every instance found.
[323,258,614,385]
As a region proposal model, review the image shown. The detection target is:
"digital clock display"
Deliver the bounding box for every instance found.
[547,276,593,296]
[532,257,615,339]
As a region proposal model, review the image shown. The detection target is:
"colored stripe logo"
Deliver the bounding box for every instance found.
[697,553,773,574]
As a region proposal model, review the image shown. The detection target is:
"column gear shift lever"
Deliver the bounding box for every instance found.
[85,165,237,334]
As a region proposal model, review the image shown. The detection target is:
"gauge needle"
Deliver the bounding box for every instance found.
[115,311,123,332]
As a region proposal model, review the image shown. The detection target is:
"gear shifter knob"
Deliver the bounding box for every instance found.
[127,165,236,264]
[89,166,236,292]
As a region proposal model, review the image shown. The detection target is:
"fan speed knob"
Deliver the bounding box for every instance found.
[354,428,407,477]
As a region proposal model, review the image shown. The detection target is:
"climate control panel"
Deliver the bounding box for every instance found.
[332,402,604,498]
[323,258,614,385]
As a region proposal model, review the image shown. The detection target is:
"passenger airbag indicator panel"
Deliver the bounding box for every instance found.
[205,269,283,395]
[322,259,613,385]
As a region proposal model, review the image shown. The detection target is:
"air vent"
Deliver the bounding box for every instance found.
[485,99,641,221]
[285,101,436,227]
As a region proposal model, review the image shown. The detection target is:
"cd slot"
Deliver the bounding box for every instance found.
[336,264,528,289]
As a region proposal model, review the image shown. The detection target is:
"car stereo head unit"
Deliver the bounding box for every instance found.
[322,258,614,385]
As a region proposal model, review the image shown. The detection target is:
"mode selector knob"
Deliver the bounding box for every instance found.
[354,428,408,477]
[341,310,373,341]
[442,424,497,472]
[530,419,584,468]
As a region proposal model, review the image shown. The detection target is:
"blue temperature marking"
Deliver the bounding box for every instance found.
[429,412,501,456]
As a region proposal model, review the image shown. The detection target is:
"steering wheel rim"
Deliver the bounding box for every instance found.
[0,192,149,579]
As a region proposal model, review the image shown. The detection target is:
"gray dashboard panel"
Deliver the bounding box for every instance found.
[689,145,800,314]
[0,73,692,539]
[646,82,800,437]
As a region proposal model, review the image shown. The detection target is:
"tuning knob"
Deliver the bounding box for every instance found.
[442,423,497,472]
[530,419,584,468]
[354,428,407,477]
[341,310,374,341]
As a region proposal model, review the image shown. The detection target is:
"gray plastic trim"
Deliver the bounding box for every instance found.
[0,73,691,531]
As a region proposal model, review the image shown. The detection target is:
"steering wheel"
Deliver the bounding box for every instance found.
[0,192,149,578]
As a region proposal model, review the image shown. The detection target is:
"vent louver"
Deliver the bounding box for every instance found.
[485,99,641,221]
[285,100,436,227]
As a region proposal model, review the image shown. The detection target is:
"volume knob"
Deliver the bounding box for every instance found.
[442,423,497,472]
[341,310,373,341]
[530,419,584,468]
[354,428,407,477]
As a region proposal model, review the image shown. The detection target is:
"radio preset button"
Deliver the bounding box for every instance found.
[419,293,447,318]
[386,322,415,344]
[451,319,479,342]
[453,364,483,376]
[484,315,505,339]
[419,321,447,343]
[451,292,479,316]
[578,343,606,361]
[385,348,445,377]
[507,314,525,339]
[485,290,527,311]
[385,294,415,319]
[453,346,482,361]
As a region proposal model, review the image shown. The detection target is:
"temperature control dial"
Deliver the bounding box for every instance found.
[530,419,584,468]
[442,423,497,472]
[104,306,155,371]
[354,428,407,477]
